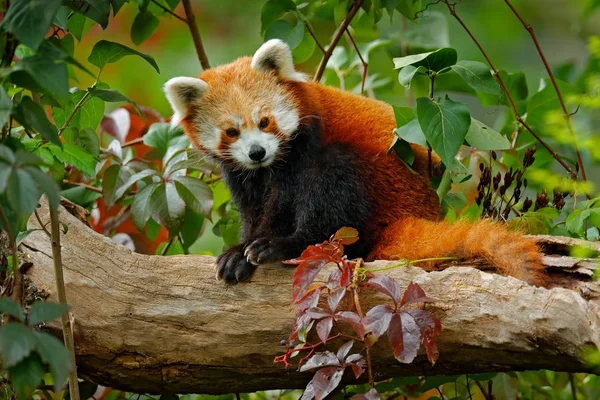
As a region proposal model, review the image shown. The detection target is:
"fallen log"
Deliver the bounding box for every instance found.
[17,201,600,394]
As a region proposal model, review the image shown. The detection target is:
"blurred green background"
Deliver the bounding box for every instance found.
[72,0,600,119]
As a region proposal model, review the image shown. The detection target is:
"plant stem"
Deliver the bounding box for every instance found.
[440,0,577,180]
[314,0,365,81]
[57,91,91,137]
[161,237,176,255]
[181,0,210,70]
[150,0,186,23]
[503,0,587,182]
[366,256,458,272]
[49,205,80,400]
[475,380,492,400]
[61,180,102,193]
[345,28,368,95]
[466,375,473,400]
[352,288,374,388]
[569,373,577,400]
[436,387,447,400]
[0,207,21,307]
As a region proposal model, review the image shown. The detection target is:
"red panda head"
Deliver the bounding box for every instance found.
[163,39,308,170]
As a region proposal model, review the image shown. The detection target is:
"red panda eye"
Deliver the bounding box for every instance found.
[225,128,239,138]
[259,117,269,129]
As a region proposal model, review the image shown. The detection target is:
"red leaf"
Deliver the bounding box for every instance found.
[332,226,359,245]
[292,256,331,302]
[285,244,330,265]
[299,351,341,372]
[327,287,346,311]
[290,313,312,342]
[313,366,345,400]
[316,317,333,343]
[326,269,341,289]
[335,311,365,337]
[363,304,393,338]
[340,259,354,288]
[296,288,322,314]
[345,353,366,379]
[350,388,380,400]
[368,275,402,305]
[406,309,442,365]
[336,340,354,362]
[400,281,436,306]
[306,307,331,320]
[388,312,421,363]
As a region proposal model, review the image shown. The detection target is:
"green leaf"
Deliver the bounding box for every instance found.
[52,90,105,132]
[28,301,69,326]
[63,128,101,158]
[479,71,528,107]
[394,106,416,128]
[0,298,25,322]
[397,11,448,49]
[450,60,501,95]
[0,86,12,128]
[9,353,46,400]
[179,209,204,251]
[34,331,71,391]
[102,163,125,207]
[172,175,214,218]
[131,9,160,45]
[465,118,511,150]
[260,0,296,33]
[12,97,61,146]
[416,97,471,168]
[526,79,576,128]
[292,29,317,64]
[68,13,94,42]
[23,165,60,211]
[64,0,111,28]
[388,136,415,166]
[143,123,189,156]
[114,169,160,201]
[131,182,161,231]
[395,118,427,148]
[0,0,62,50]
[60,185,102,206]
[89,87,141,115]
[88,40,160,73]
[393,48,457,72]
[7,168,41,222]
[111,0,129,14]
[150,182,186,236]
[0,323,37,368]
[398,65,426,88]
[566,209,588,235]
[13,53,70,101]
[49,143,98,178]
[264,19,304,49]
[53,6,70,30]
[395,0,422,21]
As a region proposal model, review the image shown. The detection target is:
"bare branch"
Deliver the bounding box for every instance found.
[345,28,368,95]
[314,0,365,81]
[181,0,211,70]
[151,0,187,23]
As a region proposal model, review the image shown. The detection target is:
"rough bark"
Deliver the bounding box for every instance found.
[17,201,600,394]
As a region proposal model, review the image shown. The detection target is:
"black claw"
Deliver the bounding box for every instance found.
[216,245,256,284]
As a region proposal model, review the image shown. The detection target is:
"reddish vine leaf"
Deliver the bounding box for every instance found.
[291,255,332,302]
[306,307,331,320]
[335,311,365,337]
[332,226,359,245]
[351,388,380,400]
[400,281,436,306]
[326,269,341,289]
[336,340,354,362]
[345,353,366,379]
[312,366,345,400]
[299,351,341,372]
[290,313,312,342]
[316,317,333,344]
[327,287,346,311]
[368,275,401,305]
[340,259,353,287]
[363,304,393,338]
[388,312,422,363]
[406,309,442,365]
[296,288,321,315]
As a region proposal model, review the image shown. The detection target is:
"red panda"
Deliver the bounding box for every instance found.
[164,39,546,286]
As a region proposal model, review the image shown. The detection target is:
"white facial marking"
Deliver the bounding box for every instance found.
[229,129,280,169]
[273,104,299,136]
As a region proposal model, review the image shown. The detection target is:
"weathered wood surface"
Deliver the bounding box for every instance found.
[19,201,600,394]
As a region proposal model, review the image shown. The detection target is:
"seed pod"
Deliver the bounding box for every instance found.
[522,198,533,212]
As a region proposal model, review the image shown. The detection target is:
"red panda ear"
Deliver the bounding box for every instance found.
[251,39,306,82]
[163,77,208,126]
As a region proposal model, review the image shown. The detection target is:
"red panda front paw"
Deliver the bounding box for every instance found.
[216,245,257,284]
[245,237,290,265]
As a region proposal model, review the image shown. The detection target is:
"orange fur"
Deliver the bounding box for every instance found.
[188,55,546,286]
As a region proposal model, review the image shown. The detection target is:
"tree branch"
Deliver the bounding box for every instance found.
[440,0,578,180]
[19,199,600,394]
[503,0,587,182]
[181,0,210,70]
[314,0,365,81]
[151,0,187,23]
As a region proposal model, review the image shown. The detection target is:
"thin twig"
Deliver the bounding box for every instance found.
[436,387,447,400]
[62,180,102,193]
[57,91,91,137]
[300,14,325,54]
[34,209,51,236]
[466,375,474,400]
[150,0,187,23]
[475,380,491,400]
[503,0,587,182]
[344,28,367,95]
[440,0,577,180]
[181,0,210,70]
[0,207,21,307]
[122,137,144,148]
[161,237,176,256]
[49,205,80,400]
[314,0,365,81]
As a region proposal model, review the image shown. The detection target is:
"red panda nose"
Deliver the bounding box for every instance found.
[249,145,266,161]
